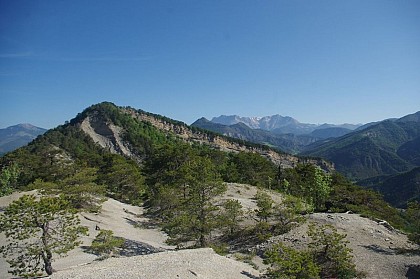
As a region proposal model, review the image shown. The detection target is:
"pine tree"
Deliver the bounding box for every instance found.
[220,199,244,236]
[165,156,226,247]
[0,194,88,277]
[0,163,20,196]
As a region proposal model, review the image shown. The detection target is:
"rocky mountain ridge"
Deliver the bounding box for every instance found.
[76,104,332,170]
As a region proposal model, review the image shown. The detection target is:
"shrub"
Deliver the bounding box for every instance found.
[264,223,359,279]
[308,223,357,279]
[89,229,124,259]
[264,242,320,279]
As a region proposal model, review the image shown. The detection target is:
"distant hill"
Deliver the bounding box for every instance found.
[362,167,420,208]
[309,127,353,139]
[301,112,420,181]
[0,124,46,155]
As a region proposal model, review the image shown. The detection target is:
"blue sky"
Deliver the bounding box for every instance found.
[1,0,419,129]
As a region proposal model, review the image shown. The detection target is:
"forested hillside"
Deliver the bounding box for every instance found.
[0,102,404,223]
[302,113,420,180]
[360,167,420,208]
[1,102,419,278]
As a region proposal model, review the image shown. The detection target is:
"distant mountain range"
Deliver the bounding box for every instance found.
[211,114,361,135]
[192,118,318,154]
[0,124,46,155]
[192,115,360,154]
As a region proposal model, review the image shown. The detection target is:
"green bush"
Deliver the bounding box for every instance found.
[264,223,359,279]
[308,223,357,279]
[264,242,320,279]
[90,230,124,259]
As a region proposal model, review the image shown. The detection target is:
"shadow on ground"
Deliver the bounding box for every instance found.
[360,244,395,255]
[82,238,164,259]
[406,265,420,279]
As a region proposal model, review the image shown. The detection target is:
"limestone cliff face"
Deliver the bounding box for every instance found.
[122,108,333,171]
[79,113,136,160]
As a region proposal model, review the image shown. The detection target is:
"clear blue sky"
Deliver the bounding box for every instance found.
[1,0,419,129]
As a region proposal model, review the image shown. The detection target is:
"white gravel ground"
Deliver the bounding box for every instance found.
[50,248,260,279]
[1,186,419,279]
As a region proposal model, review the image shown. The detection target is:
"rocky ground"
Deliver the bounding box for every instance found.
[256,212,420,279]
[1,185,419,279]
[50,248,260,279]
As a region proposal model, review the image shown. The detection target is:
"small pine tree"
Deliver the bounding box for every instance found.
[308,222,357,279]
[90,229,124,259]
[254,190,274,222]
[264,223,358,279]
[264,242,320,279]
[0,194,88,277]
[220,199,244,236]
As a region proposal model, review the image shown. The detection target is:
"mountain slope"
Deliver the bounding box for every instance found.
[309,127,352,139]
[0,124,46,155]
[366,167,420,208]
[302,115,420,181]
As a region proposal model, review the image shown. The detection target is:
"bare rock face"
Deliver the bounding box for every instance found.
[80,115,135,159]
